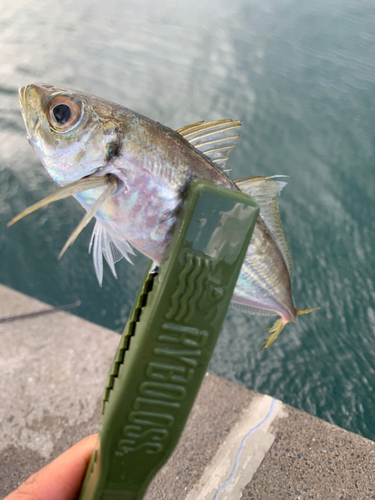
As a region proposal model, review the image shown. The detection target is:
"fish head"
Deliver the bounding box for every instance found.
[19,83,120,184]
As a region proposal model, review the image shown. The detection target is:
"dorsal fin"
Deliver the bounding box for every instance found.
[177,119,242,170]
[235,176,293,277]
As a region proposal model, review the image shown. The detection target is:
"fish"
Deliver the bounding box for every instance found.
[9,83,319,348]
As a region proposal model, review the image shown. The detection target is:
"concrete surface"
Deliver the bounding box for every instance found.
[0,284,374,499]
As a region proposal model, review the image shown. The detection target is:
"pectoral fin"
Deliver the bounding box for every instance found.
[58,177,119,259]
[7,176,109,227]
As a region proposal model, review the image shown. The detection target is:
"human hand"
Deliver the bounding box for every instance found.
[4,434,97,500]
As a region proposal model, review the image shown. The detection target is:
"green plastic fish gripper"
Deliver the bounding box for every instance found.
[78,179,259,500]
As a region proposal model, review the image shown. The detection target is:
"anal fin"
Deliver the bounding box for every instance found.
[231,302,278,316]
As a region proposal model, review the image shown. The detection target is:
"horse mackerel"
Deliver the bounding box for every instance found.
[12,83,319,348]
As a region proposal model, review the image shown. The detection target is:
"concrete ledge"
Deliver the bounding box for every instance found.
[1,284,374,499]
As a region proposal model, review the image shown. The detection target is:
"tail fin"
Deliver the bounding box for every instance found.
[296,307,321,316]
[262,307,321,349]
[262,317,286,349]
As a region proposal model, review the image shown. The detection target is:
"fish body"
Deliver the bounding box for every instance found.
[16,83,318,347]
[20,84,236,263]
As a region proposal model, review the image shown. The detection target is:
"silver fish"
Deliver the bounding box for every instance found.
[10,83,319,348]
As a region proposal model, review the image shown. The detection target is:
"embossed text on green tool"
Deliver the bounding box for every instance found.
[78,179,259,500]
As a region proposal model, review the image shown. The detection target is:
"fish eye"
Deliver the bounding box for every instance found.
[47,95,82,132]
[53,104,71,124]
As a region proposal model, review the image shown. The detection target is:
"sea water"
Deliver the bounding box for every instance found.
[0,0,374,439]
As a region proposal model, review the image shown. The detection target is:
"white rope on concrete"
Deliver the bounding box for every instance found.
[212,397,277,500]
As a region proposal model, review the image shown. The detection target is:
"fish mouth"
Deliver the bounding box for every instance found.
[18,86,26,108]
[18,84,41,134]
[18,86,28,127]
[18,83,56,134]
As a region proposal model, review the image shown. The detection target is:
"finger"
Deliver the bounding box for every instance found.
[4,434,98,500]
